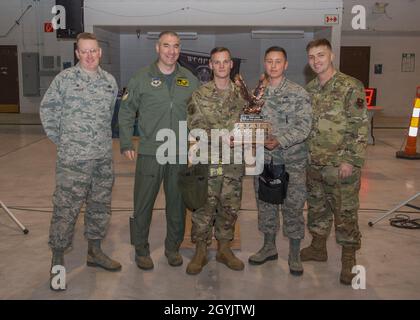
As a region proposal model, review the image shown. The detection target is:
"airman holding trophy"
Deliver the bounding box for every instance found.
[248,46,312,276]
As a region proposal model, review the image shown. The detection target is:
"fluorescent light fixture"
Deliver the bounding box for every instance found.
[146,32,198,40]
[251,30,305,39]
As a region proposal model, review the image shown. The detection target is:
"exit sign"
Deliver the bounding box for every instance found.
[44,22,54,33]
[324,14,339,25]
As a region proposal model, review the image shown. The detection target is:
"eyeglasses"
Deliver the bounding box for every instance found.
[78,48,100,55]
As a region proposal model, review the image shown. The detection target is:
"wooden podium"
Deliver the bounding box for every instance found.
[181,210,241,250]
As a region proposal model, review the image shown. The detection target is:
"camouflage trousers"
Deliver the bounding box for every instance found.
[254,159,306,239]
[49,158,114,250]
[191,164,243,243]
[306,164,362,249]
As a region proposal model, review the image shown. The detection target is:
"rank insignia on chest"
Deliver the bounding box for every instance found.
[151,78,162,87]
[176,78,189,87]
[122,90,129,101]
[356,98,365,109]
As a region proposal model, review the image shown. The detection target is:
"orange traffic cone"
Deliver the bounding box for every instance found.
[396,86,420,159]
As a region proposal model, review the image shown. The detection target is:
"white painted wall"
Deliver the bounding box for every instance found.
[341,0,420,117]
[0,0,74,113]
[2,0,346,113]
[342,0,420,32]
[94,26,121,86]
[341,35,420,117]
[0,1,122,113]
[85,0,343,64]
[120,32,317,89]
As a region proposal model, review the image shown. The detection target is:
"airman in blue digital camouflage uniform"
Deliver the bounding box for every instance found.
[40,32,121,291]
[248,47,312,276]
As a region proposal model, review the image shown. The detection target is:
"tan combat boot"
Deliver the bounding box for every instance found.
[216,240,244,271]
[134,245,154,270]
[288,239,303,276]
[300,235,328,262]
[87,240,122,271]
[186,241,208,275]
[165,250,183,267]
[248,233,278,265]
[340,246,356,285]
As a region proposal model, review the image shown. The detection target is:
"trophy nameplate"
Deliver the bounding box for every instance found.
[233,74,271,144]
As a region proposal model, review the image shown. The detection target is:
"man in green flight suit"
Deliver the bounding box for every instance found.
[301,38,368,285]
[118,31,199,270]
[186,47,246,274]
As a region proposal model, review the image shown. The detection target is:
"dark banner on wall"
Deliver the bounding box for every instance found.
[178,51,241,84]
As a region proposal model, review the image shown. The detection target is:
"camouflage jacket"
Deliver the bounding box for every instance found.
[187,80,245,166]
[261,77,312,164]
[306,71,368,168]
[40,63,118,160]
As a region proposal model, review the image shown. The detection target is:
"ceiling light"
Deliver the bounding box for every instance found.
[146,32,198,40]
[251,30,305,39]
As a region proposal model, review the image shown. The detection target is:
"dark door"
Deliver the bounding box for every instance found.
[0,46,19,112]
[340,46,370,88]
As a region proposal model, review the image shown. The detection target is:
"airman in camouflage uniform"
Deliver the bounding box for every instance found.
[40,33,121,291]
[186,47,246,274]
[301,39,368,285]
[248,47,312,276]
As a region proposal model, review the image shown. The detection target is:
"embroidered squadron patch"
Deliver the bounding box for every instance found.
[356,98,365,109]
[122,90,129,101]
[151,78,162,87]
[176,78,189,87]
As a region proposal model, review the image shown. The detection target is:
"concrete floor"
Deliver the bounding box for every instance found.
[0,114,419,300]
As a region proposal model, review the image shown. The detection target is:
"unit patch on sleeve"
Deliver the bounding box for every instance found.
[356,98,365,109]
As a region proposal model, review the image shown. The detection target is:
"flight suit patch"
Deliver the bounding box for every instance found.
[151,78,162,87]
[176,78,189,87]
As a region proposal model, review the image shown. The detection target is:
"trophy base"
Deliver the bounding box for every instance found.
[234,115,271,144]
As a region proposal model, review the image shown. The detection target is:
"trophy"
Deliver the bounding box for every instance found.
[233,74,271,144]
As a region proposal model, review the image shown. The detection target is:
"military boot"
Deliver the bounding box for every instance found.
[165,250,183,267]
[186,241,208,275]
[288,239,303,276]
[135,246,154,270]
[50,249,65,291]
[216,240,244,271]
[340,246,356,285]
[248,233,278,265]
[300,235,328,262]
[87,239,122,271]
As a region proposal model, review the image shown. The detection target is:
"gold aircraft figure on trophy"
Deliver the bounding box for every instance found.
[234,73,268,114]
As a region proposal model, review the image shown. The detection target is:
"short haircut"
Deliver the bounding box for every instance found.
[306,38,332,52]
[158,31,180,41]
[210,47,232,60]
[76,32,98,48]
[264,46,287,60]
